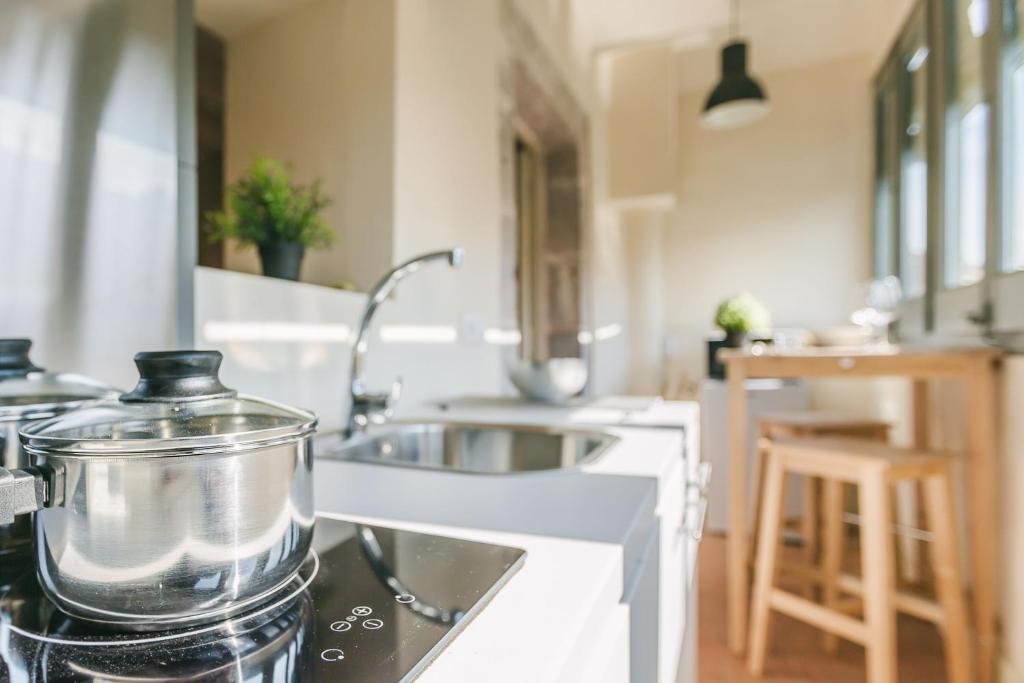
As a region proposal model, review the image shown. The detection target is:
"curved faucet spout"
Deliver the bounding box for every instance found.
[345,249,464,437]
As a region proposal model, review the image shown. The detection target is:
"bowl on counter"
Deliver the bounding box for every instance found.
[507,357,588,404]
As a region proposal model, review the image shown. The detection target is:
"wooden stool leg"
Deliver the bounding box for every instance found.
[747,450,787,676]
[821,477,843,654]
[801,475,819,565]
[748,433,770,573]
[860,470,897,683]
[922,472,972,683]
[895,480,922,584]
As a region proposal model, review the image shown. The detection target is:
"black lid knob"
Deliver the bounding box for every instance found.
[120,350,237,403]
[0,339,43,379]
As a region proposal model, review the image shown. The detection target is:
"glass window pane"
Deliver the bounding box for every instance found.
[899,37,929,299]
[1002,0,1024,271]
[875,78,898,278]
[944,0,989,288]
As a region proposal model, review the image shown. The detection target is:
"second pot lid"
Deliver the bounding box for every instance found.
[0,339,118,423]
[20,350,317,456]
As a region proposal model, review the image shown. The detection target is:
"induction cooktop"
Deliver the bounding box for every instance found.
[0,516,526,681]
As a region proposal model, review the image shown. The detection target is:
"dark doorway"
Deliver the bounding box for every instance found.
[195,24,224,268]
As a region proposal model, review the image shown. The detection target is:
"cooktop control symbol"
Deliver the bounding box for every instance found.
[352,606,372,616]
[345,616,357,621]
[362,618,384,630]
[321,648,345,662]
[330,621,352,632]
[396,593,416,604]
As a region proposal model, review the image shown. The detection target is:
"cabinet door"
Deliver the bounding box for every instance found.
[577,603,631,683]
[660,456,688,683]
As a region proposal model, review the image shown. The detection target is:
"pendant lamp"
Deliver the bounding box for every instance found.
[701,0,770,129]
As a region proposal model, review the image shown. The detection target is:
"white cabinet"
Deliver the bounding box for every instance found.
[574,603,632,683]
[645,448,689,683]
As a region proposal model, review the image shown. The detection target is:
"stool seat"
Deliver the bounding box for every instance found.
[760,412,891,433]
[771,436,953,481]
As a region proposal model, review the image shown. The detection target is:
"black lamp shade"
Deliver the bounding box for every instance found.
[702,41,770,129]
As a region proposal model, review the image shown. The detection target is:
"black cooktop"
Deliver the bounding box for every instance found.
[0,516,526,681]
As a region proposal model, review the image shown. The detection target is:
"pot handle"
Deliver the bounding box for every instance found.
[0,339,43,379]
[0,467,45,525]
[120,350,238,403]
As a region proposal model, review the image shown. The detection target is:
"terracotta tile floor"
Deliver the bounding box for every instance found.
[694,534,949,683]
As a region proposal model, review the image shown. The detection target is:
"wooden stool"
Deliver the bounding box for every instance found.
[751,414,891,570]
[747,437,971,683]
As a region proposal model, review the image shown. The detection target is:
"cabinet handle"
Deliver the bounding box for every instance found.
[686,496,709,541]
[687,462,712,492]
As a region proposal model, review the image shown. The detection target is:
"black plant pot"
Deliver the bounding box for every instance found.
[258,242,305,281]
[707,331,746,380]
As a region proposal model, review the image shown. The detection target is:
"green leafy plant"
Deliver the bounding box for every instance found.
[714,292,770,335]
[205,157,334,249]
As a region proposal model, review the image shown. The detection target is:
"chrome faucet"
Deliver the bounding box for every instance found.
[345,248,465,437]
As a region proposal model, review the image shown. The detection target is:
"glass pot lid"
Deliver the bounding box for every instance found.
[20,350,317,457]
[0,339,118,423]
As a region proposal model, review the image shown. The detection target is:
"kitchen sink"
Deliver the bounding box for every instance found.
[316,422,618,474]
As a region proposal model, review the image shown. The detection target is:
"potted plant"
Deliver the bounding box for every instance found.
[708,292,770,378]
[205,157,333,281]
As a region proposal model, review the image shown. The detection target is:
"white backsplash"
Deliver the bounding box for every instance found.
[194,266,507,433]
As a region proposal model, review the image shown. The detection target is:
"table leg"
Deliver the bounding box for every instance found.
[966,361,998,683]
[898,380,930,584]
[727,365,749,653]
[912,379,929,449]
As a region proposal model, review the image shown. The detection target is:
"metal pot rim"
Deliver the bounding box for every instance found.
[21,418,318,458]
[0,371,119,423]
[0,398,94,423]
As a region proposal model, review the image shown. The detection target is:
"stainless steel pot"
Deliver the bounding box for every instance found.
[0,339,117,556]
[0,350,318,630]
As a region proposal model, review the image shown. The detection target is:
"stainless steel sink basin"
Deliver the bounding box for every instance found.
[316,422,618,474]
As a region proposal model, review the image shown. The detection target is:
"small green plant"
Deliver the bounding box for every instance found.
[714,292,770,335]
[205,157,334,249]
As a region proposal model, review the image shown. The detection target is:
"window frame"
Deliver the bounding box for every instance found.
[875,3,933,339]
[992,0,1024,333]
[873,69,900,282]
[933,0,993,338]
[873,0,1021,342]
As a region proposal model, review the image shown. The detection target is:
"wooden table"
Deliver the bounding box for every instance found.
[720,345,1002,682]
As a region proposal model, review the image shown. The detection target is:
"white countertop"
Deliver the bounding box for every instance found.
[316,512,625,683]
[406,395,698,431]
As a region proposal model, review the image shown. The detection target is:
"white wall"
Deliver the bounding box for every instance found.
[587,204,632,395]
[508,0,595,110]
[390,0,503,334]
[223,0,395,291]
[663,55,874,391]
[606,44,676,202]
[623,210,667,395]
